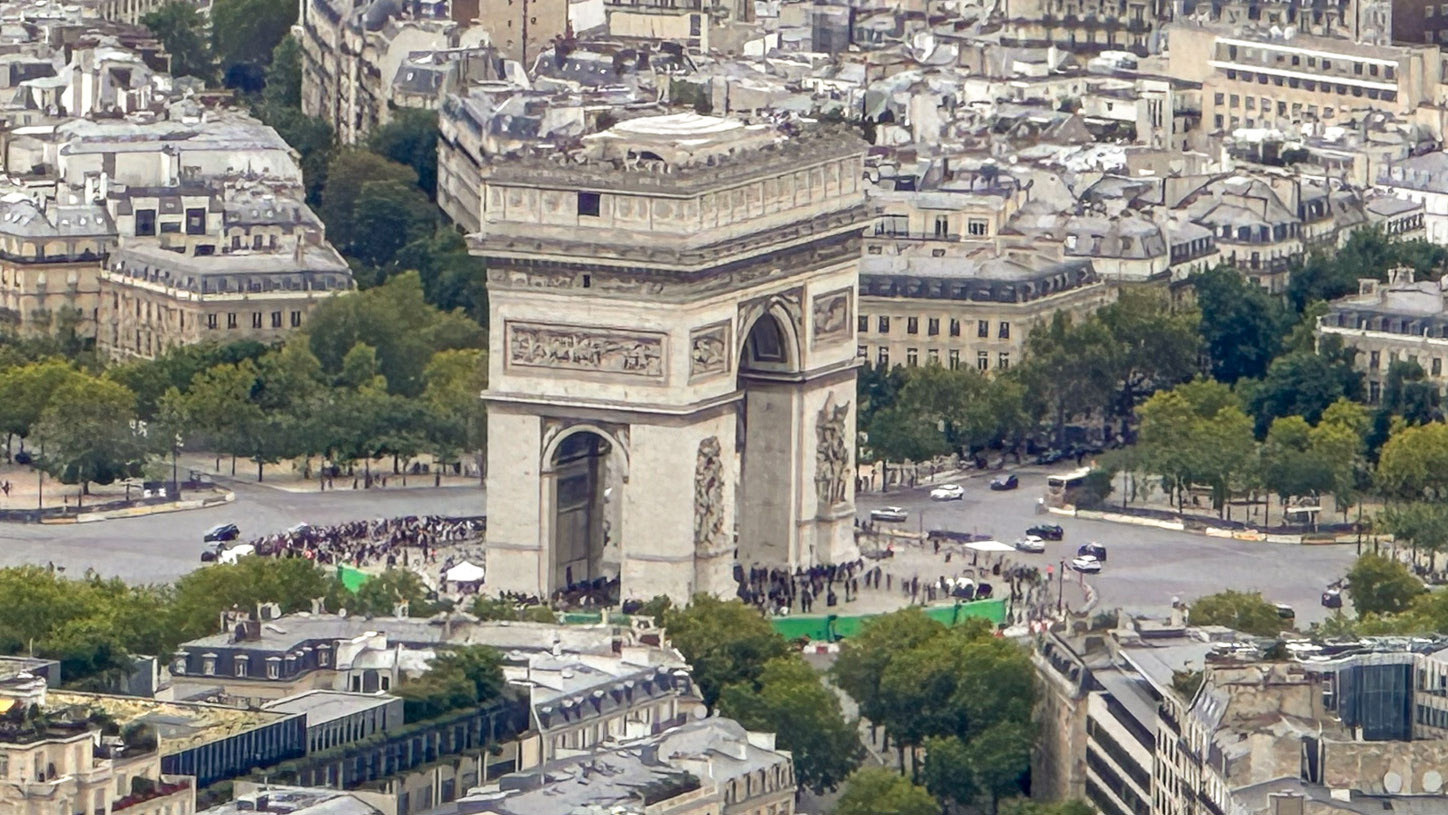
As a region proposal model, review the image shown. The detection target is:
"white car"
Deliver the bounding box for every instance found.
[217,543,257,565]
[930,484,965,501]
[1071,555,1103,573]
[1014,535,1046,553]
[870,506,909,523]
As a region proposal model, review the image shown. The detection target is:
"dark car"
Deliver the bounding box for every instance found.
[1076,542,1107,561]
[1321,588,1343,609]
[1034,450,1066,465]
[989,474,1019,491]
[1027,524,1064,541]
[204,523,240,543]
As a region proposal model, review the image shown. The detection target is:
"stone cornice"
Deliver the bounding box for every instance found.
[479,126,867,196]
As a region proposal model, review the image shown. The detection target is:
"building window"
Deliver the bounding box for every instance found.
[934,215,949,238]
[857,345,867,359]
[968,219,989,237]
[1434,358,1443,376]
[577,192,601,217]
[202,656,216,676]
[927,318,940,336]
[227,313,237,329]
[271,311,282,328]
[858,315,868,333]
[999,321,1010,339]
[1370,350,1380,370]
[907,317,918,335]
[878,316,891,334]
[291,311,302,327]
[253,235,264,250]
[977,351,988,370]
[235,658,248,677]
[977,320,989,338]
[136,209,156,236]
[998,352,1010,370]
[877,347,889,367]
[268,660,280,679]
[949,319,961,337]
[251,312,262,329]
[318,649,329,667]
[949,349,960,369]
[185,208,206,235]
[907,348,918,366]
[207,313,217,330]
[231,235,242,250]
[928,348,939,364]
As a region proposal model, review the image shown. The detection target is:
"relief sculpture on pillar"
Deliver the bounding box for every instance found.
[816,394,851,506]
[694,436,728,556]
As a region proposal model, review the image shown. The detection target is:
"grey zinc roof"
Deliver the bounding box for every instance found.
[0,194,113,238]
[261,691,394,727]
[860,253,1100,303]
[108,241,351,280]
[181,614,452,652]
[201,786,384,815]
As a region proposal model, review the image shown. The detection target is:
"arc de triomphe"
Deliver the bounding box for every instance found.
[470,114,869,603]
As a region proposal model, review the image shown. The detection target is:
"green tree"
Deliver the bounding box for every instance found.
[833,608,945,727]
[718,656,862,794]
[261,35,302,110]
[422,348,487,479]
[1245,338,1363,436]
[368,109,440,197]
[392,230,489,320]
[0,359,82,451]
[835,768,940,815]
[1377,420,1448,500]
[1187,590,1284,635]
[351,569,438,617]
[1345,553,1424,618]
[998,800,1095,815]
[169,557,344,640]
[1378,503,1448,571]
[662,595,789,709]
[1019,312,1114,446]
[33,375,151,496]
[1191,265,1291,383]
[1136,381,1257,513]
[141,2,216,82]
[1258,416,1336,517]
[1094,289,1201,427]
[319,150,418,258]
[350,180,436,270]
[304,272,483,397]
[393,645,504,720]
[210,0,295,91]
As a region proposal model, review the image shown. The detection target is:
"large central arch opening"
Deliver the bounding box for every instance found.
[736,309,801,571]
[548,431,621,606]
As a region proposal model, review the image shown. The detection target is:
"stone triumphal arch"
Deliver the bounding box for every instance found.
[472,113,870,603]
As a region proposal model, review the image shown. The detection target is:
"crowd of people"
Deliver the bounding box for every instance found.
[735,560,882,614]
[240,515,486,567]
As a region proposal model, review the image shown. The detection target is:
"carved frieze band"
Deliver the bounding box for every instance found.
[506,321,666,380]
[811,288,852,347]
[816,392,851,507]
[689,321,732,381]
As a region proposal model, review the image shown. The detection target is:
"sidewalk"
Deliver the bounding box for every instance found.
[178,453,484,494]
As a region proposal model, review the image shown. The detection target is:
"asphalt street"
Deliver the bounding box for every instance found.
[856,464,1361,626]
[0,481,483,584]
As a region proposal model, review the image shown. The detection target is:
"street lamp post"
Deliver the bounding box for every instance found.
[1057,558,1065,614]
[172,434,183,500]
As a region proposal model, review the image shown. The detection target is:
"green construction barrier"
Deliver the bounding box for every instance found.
[769,597,1006,643]
[337,565,369,593]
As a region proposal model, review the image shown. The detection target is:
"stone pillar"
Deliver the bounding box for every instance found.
[482,408,546,597]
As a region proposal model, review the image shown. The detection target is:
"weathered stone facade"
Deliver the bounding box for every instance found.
[475,114,869,602]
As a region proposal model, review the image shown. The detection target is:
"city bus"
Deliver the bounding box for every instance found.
[1045,466,1092,507]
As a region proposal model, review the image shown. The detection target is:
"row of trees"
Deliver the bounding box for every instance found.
[0,273,487,493]
[0,556,446,688]
[831,608,1037,813]
[859,287,1201,463]
[861,229,1447,480]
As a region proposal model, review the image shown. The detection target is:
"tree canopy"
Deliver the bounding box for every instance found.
[1187,590,1284,636]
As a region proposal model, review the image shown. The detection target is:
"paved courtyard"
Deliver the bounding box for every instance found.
[855,463,1362,626]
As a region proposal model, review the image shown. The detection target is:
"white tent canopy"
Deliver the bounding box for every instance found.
[445,561,485,583]
[965,540,1014,553]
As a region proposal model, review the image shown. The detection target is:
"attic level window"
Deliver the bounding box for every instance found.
[135,209,156,236]
[577,192,601,217]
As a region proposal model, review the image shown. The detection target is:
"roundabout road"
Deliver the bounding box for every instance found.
[857,465,1360,626]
